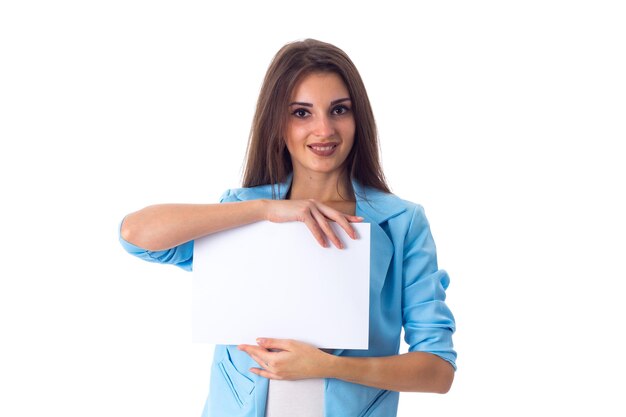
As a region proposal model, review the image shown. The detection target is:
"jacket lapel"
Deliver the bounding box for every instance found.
[330,182,406,356]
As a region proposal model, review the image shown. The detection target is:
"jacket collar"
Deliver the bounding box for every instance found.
[236,173,407,225]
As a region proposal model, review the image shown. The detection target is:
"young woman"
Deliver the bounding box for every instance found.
[120,38,456,417]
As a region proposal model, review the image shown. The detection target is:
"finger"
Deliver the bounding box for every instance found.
[257,338,293,351]
[238,343,260,353]
[238,345,270,361]
[316,205,361,240]
[249,367,282,380]
[239,347,272,370]
[310,208,343,249]
[331,214,358,240]
[302,214,329,248]
[238,344,269,355]
[249,352,271,369]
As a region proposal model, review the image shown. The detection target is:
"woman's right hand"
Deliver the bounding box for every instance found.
[262,199,363,249]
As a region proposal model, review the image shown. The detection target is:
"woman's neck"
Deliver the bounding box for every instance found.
[288,170,354,202]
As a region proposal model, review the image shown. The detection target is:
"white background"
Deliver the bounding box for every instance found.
[1,1,624,416]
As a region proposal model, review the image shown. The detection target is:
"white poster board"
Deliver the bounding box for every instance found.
[192,221,370,349]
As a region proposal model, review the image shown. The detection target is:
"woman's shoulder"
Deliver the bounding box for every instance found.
[361,190,436,247]
[219,183,285,203]
[357,185,425,222]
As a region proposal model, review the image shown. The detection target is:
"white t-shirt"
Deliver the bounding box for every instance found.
[265,378,324,417]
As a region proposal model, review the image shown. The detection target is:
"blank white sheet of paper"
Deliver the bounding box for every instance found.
[192,221,370,349]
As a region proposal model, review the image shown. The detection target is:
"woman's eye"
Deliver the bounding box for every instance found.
[292,109,310,118]
[332,105,350,115]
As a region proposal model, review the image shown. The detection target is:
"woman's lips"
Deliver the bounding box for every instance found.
[307,143,338,157]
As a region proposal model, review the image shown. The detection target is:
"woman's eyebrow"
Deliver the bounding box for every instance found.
[288,97,352,107]
[289,101,313,107]
[331,97,351,105]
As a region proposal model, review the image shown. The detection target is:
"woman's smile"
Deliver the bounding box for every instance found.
[307,142,339,156]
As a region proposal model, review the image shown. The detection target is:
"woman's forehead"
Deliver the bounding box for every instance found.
[290,72,350,102]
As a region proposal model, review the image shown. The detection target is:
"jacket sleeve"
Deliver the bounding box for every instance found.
[118,222,195,271]
[118,189,237,272]
[402,204,457,370]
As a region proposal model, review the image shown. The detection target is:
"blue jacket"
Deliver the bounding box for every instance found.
[120,177,456,417]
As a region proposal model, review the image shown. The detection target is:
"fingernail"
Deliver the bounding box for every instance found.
[257,338,265,344]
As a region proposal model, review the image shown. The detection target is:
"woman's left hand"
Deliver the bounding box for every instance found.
[238,338,334,380]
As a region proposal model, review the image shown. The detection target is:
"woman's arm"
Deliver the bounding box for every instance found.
[121,200,266,251]
[238,338,454,393]
[328,350,454,393]
[121,199,362,251]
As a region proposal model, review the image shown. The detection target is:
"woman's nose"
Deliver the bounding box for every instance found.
[313,115,336,138]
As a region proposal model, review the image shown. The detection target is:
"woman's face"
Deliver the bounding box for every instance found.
[284,72,355,179]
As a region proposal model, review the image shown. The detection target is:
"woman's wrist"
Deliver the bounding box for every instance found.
[324,352,344,379]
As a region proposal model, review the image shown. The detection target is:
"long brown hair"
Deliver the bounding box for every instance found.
[242,39,390,197]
